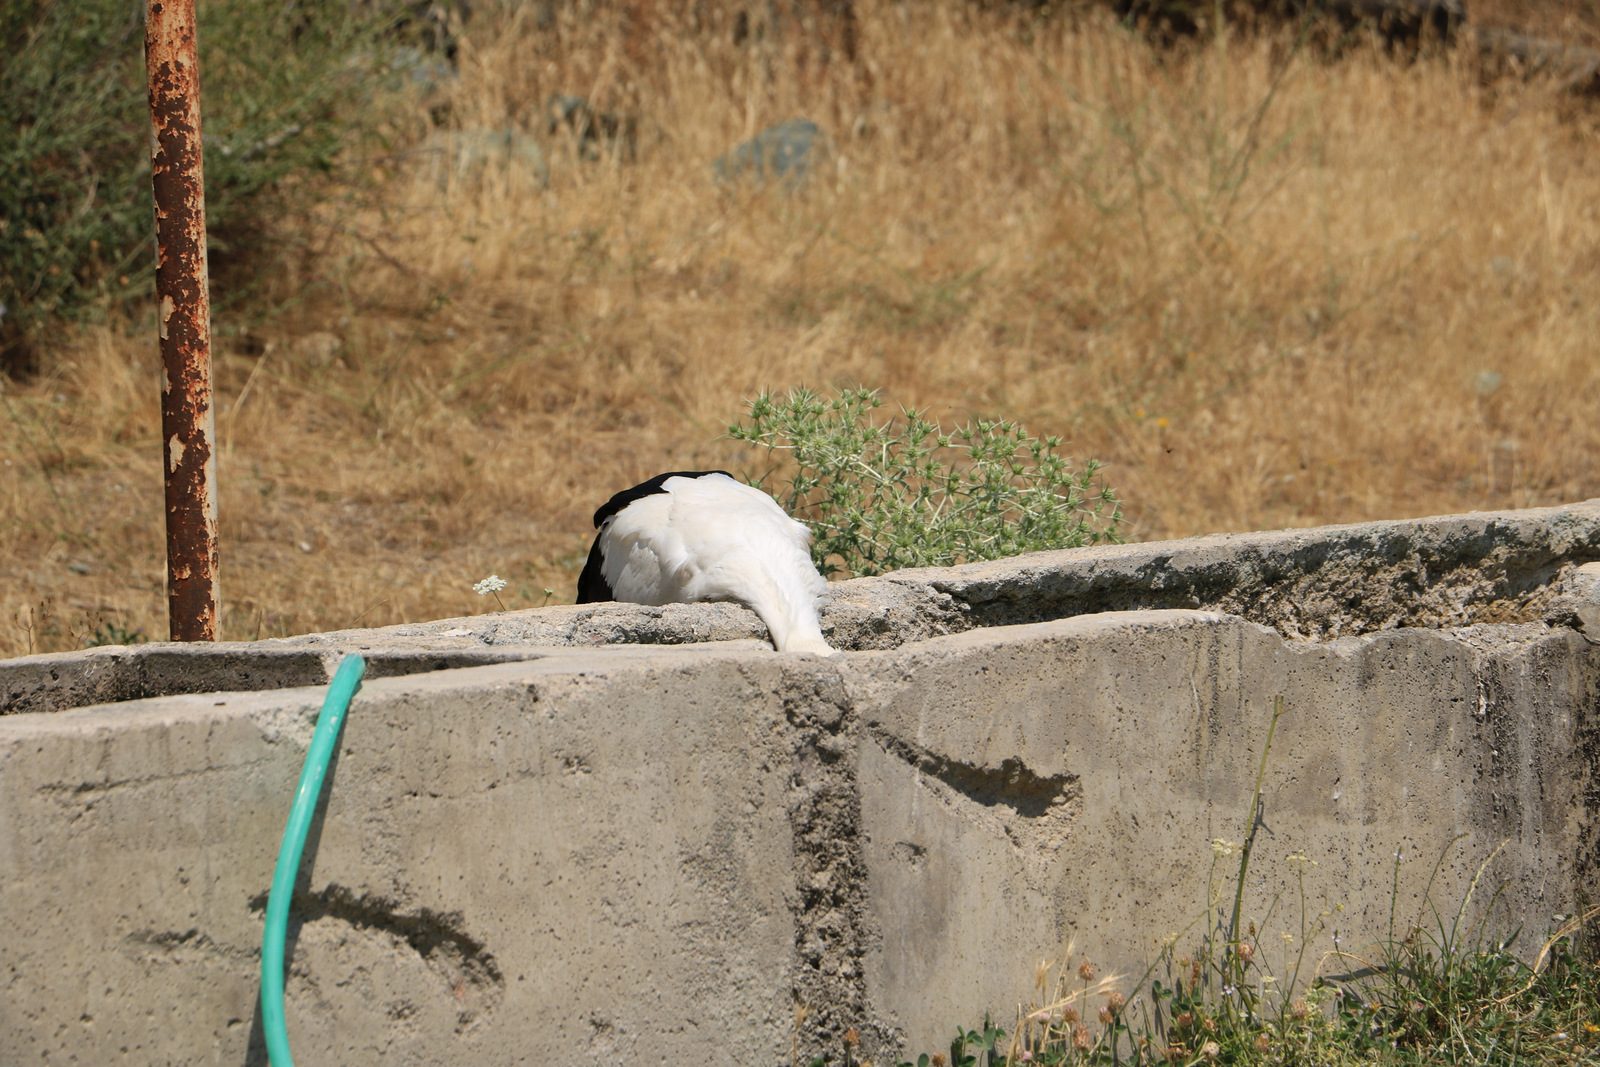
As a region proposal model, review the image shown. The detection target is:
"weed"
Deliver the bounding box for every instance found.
[83,620,146,648]
[472,573,508,612]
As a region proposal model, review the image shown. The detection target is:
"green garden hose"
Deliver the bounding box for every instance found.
[260,653,366,1067]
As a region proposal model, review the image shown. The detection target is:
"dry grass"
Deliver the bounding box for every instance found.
[1469,0,1600,43]
[4,0,1600,656]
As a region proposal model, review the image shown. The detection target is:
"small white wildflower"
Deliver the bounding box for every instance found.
[1262,975,1277,985]
[473,575,508,595]
[1210,838,1240,858]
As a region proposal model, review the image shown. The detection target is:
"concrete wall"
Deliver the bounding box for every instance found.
[849,613,1595,1051]
[3,503,1599,1065]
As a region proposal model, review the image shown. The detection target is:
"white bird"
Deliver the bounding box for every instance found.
[575,470,834,655]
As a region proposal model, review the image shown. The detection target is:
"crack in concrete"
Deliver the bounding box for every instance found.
[122,927,260,967]
[779,665,1085,1063]
[35,757,277,798]
[779,664,898,1063]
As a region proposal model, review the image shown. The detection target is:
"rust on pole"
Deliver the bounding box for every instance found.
[145,0,219,641]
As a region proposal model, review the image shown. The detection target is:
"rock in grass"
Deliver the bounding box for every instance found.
[386,44,457,94]
[424,128,548,190]
[714,118,822,186]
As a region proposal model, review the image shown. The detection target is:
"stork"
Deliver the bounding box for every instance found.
[575,471,834,654]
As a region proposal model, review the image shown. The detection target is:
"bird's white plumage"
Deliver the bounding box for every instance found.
[597,474,833,654]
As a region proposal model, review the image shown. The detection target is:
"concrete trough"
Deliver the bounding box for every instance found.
[3,503,1599,1064]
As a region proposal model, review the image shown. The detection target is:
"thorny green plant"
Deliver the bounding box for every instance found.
[729,386,1123,578]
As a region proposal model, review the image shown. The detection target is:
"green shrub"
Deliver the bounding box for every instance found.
[0,0,148,362]
[0,0,404,369]
[729,386,1124,578]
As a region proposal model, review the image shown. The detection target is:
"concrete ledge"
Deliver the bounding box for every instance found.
[11,500,1600,717]
[891,497,1600,637]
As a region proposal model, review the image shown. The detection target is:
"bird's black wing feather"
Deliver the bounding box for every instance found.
[575,535,614,604]
[590,469,734,527]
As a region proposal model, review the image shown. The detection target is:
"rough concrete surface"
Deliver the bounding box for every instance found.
[846,612,1596,1053]
[3,503,1600,1064]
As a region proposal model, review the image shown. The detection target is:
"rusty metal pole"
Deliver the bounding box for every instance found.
[145,0,219,641]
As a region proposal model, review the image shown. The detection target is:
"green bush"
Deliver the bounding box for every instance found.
[0,0,404,369]
[729,386,1124,577]
[0,0,148,359]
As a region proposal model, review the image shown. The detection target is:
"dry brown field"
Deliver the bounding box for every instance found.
[4,0,1600,656]
[1471,0,1600,40]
